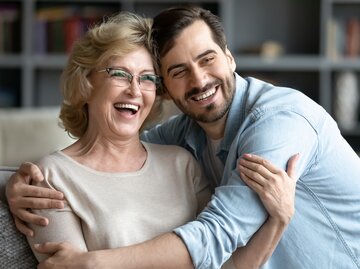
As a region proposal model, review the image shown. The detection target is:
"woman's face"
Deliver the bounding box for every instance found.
[87,47,157,140]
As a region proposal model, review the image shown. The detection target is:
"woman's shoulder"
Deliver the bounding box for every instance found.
[36,151,67,170]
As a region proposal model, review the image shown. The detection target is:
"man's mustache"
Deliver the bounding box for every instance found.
[185,79,222,99]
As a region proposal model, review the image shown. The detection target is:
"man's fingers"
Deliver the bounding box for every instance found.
[14,216,34,237]
[16,197,65,210]
[7,184,64,204]
[34,242,63,255]
[24,185,64,200]
[14,208,49,226]
[286,153,300,180]
[18,162,44,183]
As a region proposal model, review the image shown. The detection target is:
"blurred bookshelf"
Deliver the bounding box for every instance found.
[0,0,359,153]
[223,0,360,154]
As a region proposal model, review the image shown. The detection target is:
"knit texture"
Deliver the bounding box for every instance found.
[0,201,37,268]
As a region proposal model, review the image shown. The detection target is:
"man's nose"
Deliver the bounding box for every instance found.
[189,66,207,89]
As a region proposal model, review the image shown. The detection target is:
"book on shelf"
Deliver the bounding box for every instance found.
[34,5,115,54]
[327,17,360,59]
[0,3,20,54]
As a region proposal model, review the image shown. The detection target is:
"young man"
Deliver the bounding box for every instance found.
[6,6,360,269]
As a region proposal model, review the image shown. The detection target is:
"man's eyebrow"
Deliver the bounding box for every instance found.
[195,49,217,61]
[166,50,217,75]
[167,63,185,75]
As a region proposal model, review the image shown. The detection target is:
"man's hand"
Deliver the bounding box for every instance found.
[5,162,64,236]
[35,242,93,269]
[238,153,299,224]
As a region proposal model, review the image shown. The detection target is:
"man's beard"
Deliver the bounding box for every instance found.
[172,75,235,123]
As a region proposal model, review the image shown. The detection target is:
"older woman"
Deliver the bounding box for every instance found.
[18,11,296,269]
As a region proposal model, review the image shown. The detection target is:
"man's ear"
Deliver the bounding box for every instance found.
[225,46,236,72]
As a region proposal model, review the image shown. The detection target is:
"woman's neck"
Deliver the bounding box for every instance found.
[62,131,147,173]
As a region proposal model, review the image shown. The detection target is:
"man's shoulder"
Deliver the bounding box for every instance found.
[243,76,321,118]
[144,141,192,157]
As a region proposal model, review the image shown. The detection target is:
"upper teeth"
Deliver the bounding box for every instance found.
[194,88,216,101]
[114,103,139,111]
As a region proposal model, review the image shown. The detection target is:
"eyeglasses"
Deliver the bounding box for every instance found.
[97,68,161,91]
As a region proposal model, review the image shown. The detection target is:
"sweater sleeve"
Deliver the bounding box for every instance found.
[27,204,87,262]
[27,159,87,262]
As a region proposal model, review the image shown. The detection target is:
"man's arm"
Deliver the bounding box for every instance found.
[34,232,192,269]
[232,153,298,268]
[5,162,65,236]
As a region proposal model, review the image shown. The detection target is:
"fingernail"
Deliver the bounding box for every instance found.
[39,219,48,226]
[34,244,40,248]
[55,201,64,209]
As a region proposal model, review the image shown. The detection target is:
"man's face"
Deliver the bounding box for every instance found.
[160,20,236,124]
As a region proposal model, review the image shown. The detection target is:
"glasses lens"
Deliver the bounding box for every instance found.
[140,74,159,90]
[108,69,131,87]
[105,68,159,91]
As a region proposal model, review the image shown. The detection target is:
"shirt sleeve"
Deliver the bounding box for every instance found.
[174,110,318,269]
[27,174,87,262]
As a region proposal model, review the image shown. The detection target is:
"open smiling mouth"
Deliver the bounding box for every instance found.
[192,86,218,101]
[114,103,139,115]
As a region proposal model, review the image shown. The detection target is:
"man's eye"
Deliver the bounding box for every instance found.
[172,69,186,78]
[202,56,215,65]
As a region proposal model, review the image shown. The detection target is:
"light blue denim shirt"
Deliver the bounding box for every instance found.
[141,73,360,269]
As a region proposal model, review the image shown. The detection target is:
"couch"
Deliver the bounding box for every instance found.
[0,167,38,268]
[0,107,74,268]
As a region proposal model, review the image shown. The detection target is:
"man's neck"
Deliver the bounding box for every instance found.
[197,113,227,140]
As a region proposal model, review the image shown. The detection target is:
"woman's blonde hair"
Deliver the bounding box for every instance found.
[59,12,163,138]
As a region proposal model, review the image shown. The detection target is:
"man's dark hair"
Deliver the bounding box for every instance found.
[152,5,227,64]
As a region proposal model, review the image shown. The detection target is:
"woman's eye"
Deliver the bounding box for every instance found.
[110,70,128,78]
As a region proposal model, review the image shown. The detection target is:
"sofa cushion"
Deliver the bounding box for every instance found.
[0,200,37,268]
[0,167,17,204]
[0,107,74,167]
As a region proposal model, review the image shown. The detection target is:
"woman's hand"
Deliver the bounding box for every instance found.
[237,153,299,224]
[5,162,64,236]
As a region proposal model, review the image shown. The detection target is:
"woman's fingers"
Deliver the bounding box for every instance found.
[286,153,299,179]
[241,153,282,174]
[238,153,298,223]
[239,171,262,194]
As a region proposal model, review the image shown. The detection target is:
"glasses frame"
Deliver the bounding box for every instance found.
[97,67,161,91]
